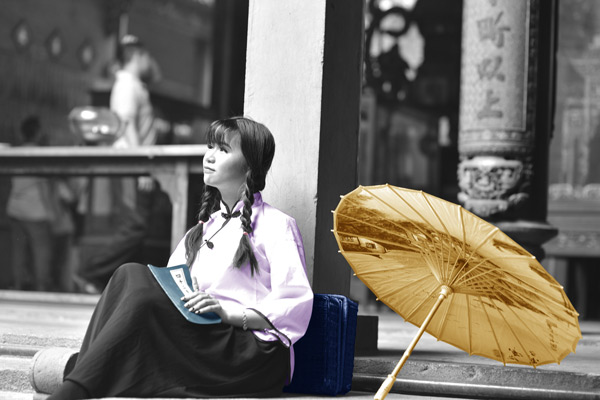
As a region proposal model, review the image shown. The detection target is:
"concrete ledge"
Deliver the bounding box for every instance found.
[353,357,600,399]
[0,335,82,353]
[0,290,100,306]
[33,393,386,400]
[0,344,44,357]
[353,373,600,400]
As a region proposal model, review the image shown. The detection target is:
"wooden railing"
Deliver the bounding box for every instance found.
[0,145,207,251]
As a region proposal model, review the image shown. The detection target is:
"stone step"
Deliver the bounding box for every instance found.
[352,357,600,399]
[0,290,90,398]
[0,355,34,394]
[6,349,599,400]
[0,391,33,400]
[2,290,600,400]
[0,290,92,356]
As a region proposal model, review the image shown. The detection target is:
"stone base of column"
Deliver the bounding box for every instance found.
[493,219,558,260]
[355,315,379,355]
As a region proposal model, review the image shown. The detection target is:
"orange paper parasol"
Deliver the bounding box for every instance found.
[332,185,581,400]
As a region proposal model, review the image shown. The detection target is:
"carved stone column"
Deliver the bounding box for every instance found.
[458,0,557,259]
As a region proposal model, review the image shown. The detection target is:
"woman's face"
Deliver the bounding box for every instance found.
[203,131,248,199]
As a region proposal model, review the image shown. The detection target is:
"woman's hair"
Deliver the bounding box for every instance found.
[184,116,275,275]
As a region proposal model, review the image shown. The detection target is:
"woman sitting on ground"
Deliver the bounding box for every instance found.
[49,116,314,399]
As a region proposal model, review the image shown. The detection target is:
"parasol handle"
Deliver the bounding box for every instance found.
[374,375,397,400]
[374,285,452,400]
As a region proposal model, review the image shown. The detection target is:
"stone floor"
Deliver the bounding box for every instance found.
[1,290,599,400]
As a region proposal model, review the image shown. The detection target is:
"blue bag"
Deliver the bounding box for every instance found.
[284,293,358,395]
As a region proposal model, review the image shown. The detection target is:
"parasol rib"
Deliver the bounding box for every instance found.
[453,266,503,291]
[404,285,442,323]
[417,194,446,279]
[362,187,441,259]
[500,272,565,306]
[478,294,507,365]
[434,291,454,339]
[489,276,571,321]
[451,256,562,293]
[487,294,540,366]
[460,206,467,268]
[422,252,443,283]
[449,225,500,287]
[441,207,468,289]
[466,295,472,355]
[372,275,435,310]
[504,299,561,366]
[453,255,536,288]
[340,195,430,239]
[335,210,414,242]
[456,268,571,311]
[334,229,416,251]
[452,257,502,290]
[392,188,448,272]
[353,265,426,277]
[421,192,457,281]
[339,250,391,257]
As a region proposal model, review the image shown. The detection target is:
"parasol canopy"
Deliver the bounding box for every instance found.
[332,184,581,400]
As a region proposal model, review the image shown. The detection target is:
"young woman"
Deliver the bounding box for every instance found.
[49,117,314,399]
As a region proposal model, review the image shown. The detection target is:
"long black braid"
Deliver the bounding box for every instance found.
[232,172,259,275]
[184,186,220,266]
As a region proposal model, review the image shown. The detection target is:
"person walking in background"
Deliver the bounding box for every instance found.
[48,176,86,292]
[7,116,82,292]
[78,35,162,293]
[111,34,158,151]
[7,116,54,291]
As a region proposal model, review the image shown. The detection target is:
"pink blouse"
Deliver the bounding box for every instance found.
[167,192,314,379]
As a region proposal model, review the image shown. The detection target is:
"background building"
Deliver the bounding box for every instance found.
[0,0,597,320]
[0,0,249,289]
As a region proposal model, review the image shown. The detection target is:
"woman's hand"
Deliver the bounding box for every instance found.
[183,291,223,316]
[181,277,270,330]
[181,277,226,319]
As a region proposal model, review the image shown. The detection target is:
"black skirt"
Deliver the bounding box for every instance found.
[65,263,290,398]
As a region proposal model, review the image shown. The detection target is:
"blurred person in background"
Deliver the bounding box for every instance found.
[77,35,163,293]
[7,116,61,291]
[48,175,86,292]
[111,34,158,150]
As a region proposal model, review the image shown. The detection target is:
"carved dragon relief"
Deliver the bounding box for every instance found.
[458,154,532,218]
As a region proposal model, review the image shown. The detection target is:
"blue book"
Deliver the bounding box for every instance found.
[147,264,221,325]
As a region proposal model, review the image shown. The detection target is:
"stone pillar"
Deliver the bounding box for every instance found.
[457,0,558,259]
[244,0,364,295]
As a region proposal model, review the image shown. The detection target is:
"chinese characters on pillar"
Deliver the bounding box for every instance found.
[460,0,529,134]
[476,9,509,120]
